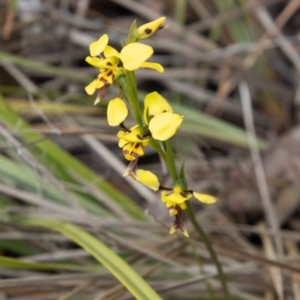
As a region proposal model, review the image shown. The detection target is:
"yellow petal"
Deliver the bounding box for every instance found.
[122,142,144,161]
[85,79,98,95]
[107,98,128,126]
[136,169,159,191]
[166,202,187,212]
[149,113,183,141]
[120,43,153,71]
[137,17,166,39]
[104,45,120,58]
[118,138,127,148]
[169,224,189,237]
[133,143,145,157]
[169,225,176,235]
[182,229,189,238]
[143,92,172,123]
[193,193,218,204]
[100,70,114,84]
[89,34,109,56]
[117,126,149,143]
[86,56,118,69]
[140,62,164,73]
[161,190,191,204]
[94,97,101,105]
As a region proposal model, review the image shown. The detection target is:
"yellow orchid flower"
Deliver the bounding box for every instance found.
[85,38,164,103]
[143,92,183,141]
[117,125,150,164]
[137,17,166,39]
[122,166,217,237]
[161,185,192,205]
[161,184,218,207]
[86,43,164,73]
[117,125,149,144]
[161,184,217,237]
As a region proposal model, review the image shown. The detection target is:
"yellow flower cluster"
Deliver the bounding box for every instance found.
[85,17,165,104]
[85,17,217,237]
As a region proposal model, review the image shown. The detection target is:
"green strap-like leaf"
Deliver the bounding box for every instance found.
[0,256,94,272]
[18,218,162,300]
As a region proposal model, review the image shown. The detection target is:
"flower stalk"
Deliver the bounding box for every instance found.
[186,202,230,299]
[118,73,144,129]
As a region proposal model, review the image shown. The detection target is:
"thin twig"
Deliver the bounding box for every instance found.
[238,81,282,254]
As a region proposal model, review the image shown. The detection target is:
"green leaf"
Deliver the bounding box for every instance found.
[127,19,138,43]
[173,103,268,150]
[164,140,178,182]
[0,51,90,83]
[0,255,92,272]
[0,240,36,256]
[179,161,186,181]
[18,218,163,300]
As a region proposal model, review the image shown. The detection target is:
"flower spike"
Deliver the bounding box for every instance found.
[84,18,218,241]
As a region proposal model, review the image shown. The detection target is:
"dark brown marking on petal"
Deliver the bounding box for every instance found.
[175,205,184,213]
[145,28,152,34]
[185,189,193,193]
[107,62,113,66]
[143,131,151,138]
[106,71,113,77]
[159,185,173,191]
[173,213,185,232]
[99,78,109,85]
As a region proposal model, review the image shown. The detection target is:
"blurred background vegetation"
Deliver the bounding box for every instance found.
[1,0,300,299]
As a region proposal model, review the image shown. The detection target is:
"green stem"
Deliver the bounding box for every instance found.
[186,202,230,299]
[149,139,166,161]
[164,140,178,183]
[118,73,143,128]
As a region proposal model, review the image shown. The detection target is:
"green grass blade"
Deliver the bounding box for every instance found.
[0,51,90,83]
[173,103,268,150]
[0,256,93,272]
[0,93,145,219]
[18,218,163,300]
[0,154,109,216]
